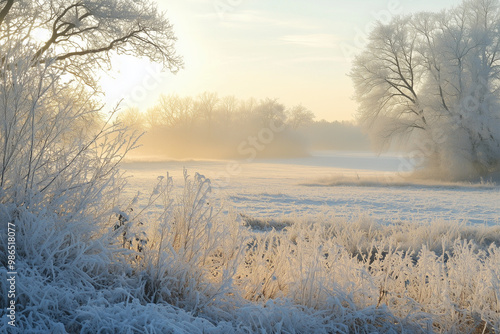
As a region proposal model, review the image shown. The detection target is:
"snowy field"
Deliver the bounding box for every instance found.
[122,151,500,225]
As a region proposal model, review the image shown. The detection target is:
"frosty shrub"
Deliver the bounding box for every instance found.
[0,41,140,332]
[127,170,244,312]
[0,43,137,220]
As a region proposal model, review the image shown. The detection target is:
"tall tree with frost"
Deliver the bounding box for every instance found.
[351,0,500,179]
[0,0,182,213]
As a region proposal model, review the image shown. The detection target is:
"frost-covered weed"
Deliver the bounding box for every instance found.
[129,170,245,312]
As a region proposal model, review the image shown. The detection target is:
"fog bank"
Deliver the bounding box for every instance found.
[118,93,370,161]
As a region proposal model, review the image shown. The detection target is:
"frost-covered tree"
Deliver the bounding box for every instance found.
[196,92,219,132]
[351,0,500,179]
[287,104,315,129]
[152,94,195,128]
[117,107,145,132]
[0,3,182,329]
[218,95,238,128]
[1,0,182,86]
[254,98,287,128]
[0,0,182,209]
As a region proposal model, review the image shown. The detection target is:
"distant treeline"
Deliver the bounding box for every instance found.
[117,93,369,160]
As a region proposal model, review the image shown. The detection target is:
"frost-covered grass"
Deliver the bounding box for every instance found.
[2,168,500,333]
[238,215,500,333]
[302,173,499,189]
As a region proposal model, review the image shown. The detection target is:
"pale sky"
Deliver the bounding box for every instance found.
[100,0,458,121]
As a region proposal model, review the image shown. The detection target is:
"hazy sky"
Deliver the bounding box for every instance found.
[101,0,458,121]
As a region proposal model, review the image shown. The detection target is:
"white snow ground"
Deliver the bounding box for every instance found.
[122,151,500,225]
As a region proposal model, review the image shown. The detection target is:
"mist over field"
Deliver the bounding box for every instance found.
[117,94,370,161]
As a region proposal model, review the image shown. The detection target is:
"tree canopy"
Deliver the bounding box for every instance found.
[0,0,182,86]
[351,0,500,179]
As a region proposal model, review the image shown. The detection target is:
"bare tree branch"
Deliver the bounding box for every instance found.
[0,0,14,27]
[42,28,144,63]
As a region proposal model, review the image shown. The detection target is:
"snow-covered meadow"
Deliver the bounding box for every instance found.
[122,151,499,225]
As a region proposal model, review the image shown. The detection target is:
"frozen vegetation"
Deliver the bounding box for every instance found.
[1,0,500,333]
[2,163,500,333]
